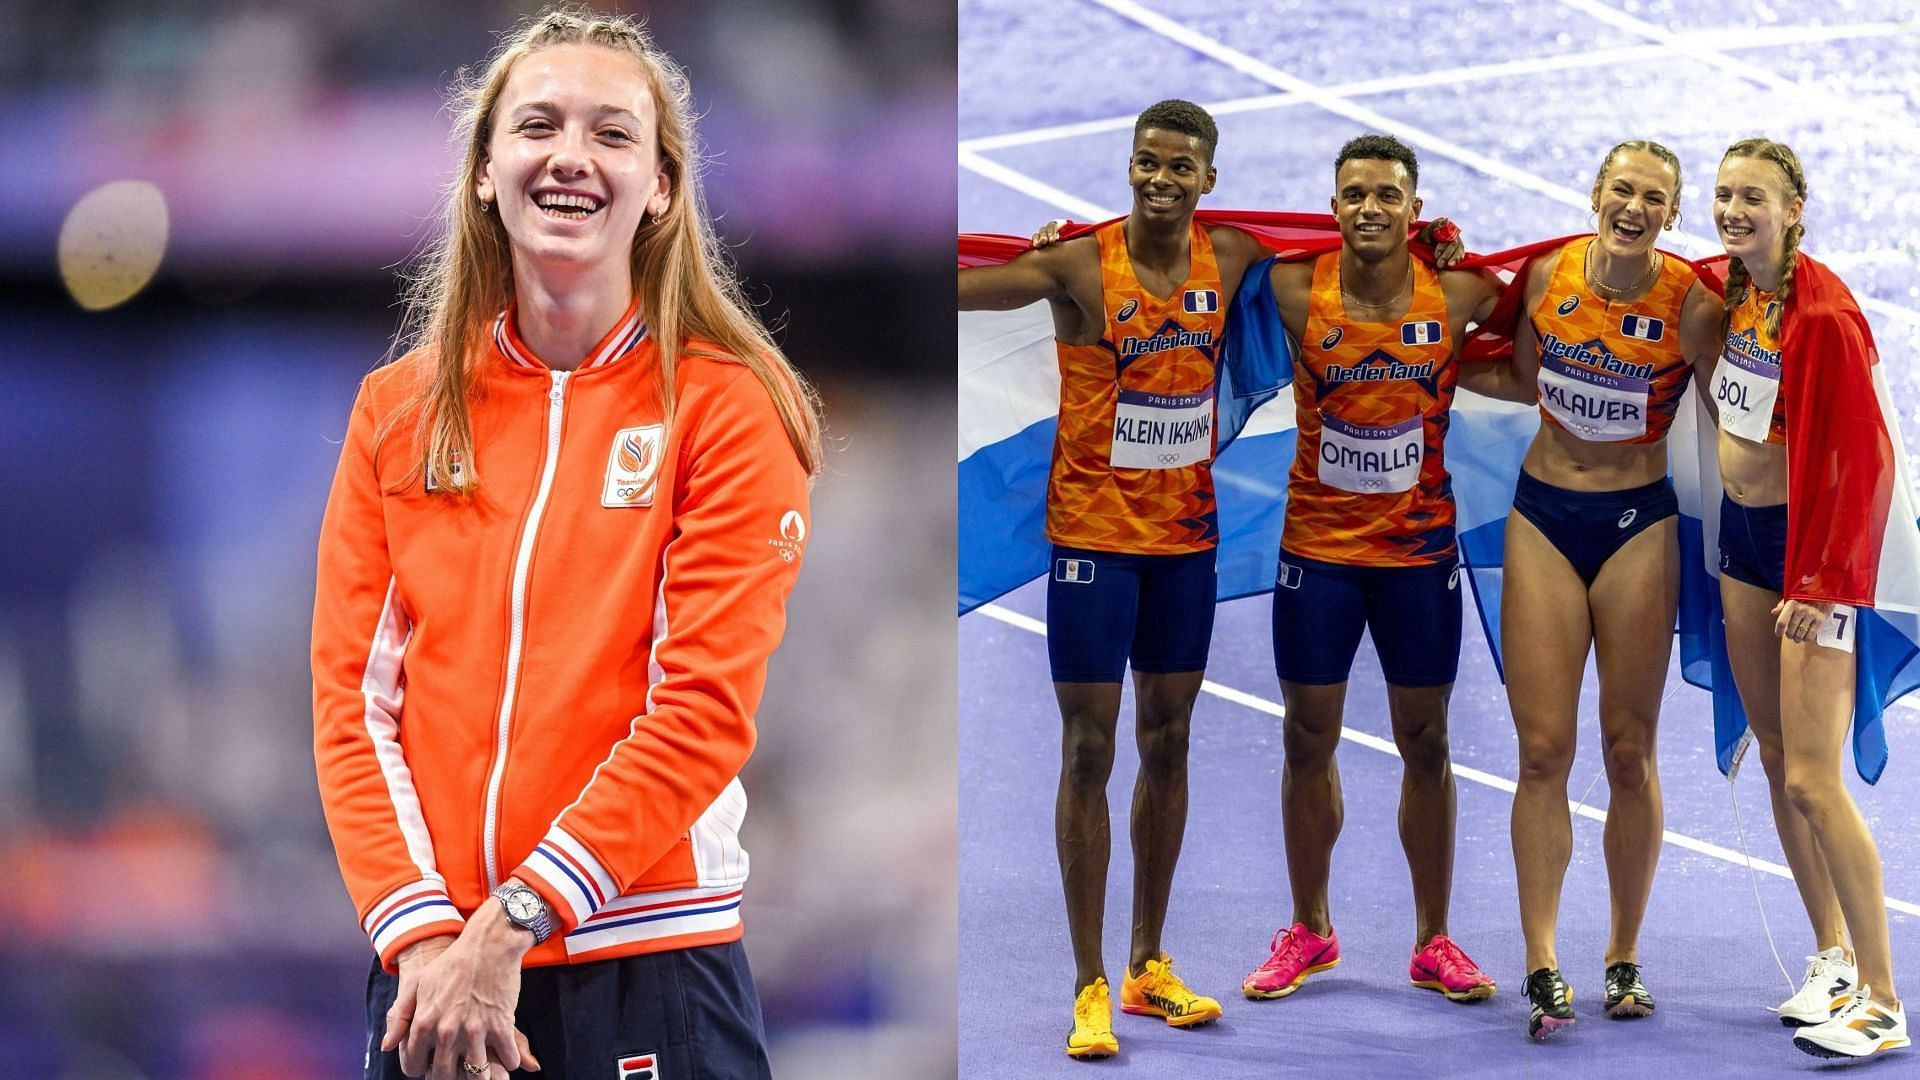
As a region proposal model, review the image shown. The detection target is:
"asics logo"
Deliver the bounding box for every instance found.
[1618,508,1637,529]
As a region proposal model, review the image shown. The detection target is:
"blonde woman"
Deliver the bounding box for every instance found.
[1708,137,1907,1060]
[1494,141,1723,1040]
[311,10,821,1079]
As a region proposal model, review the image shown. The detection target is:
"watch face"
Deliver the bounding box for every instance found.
[506,891,540,921]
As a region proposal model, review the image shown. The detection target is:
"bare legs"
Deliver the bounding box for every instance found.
[1505,514,1674,973]
[1055,670,1203,991]
[1279,679,1456,948]
[1720,576,1848,957]
[1723,572,1896,1007]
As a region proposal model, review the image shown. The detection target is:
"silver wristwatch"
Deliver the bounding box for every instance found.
[492,881,556,944]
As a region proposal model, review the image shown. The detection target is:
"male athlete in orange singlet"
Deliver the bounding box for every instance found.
[1237,136,1522,1012]
[960,99,1275,1060]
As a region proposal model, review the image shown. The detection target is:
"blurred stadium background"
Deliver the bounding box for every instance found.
[0,1,956,1076]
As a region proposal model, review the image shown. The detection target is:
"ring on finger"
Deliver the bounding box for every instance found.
[461,1061,489,1076]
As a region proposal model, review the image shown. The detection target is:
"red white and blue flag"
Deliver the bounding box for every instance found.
[958,212,1920,781]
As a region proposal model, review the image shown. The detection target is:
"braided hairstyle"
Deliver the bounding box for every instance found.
[1719,138,1807,341]
[1590,139,1684,230]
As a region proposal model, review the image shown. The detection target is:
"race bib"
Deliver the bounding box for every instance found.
[1317,412,1423,494]
[1816,604,1857,655]
[1710,343,1781,443]
[1110,389,1215,469]
[1539,356,1649,442]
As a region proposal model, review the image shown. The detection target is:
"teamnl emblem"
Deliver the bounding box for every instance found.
[1055,557,1095,584]
[769,509,806,563]
[602,424,664,508]
[1183,289,1218,314]
[615,1052,659,1080]
[1619,314,1665,341]
[1116,298,1140,323]
[423,452,465,494]
[1400,320,1442,346]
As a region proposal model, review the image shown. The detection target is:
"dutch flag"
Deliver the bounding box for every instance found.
[1620,314,1665,341]
[1184,289,1219,314]
[1400,320,1442,346]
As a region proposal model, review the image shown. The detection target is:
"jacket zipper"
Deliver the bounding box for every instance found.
[483,368,570,889]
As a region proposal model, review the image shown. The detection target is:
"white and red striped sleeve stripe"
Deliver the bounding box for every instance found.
[362,877,464,963]
[514,825,619,932]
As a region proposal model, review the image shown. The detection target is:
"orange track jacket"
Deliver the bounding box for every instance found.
[313,305,808,970]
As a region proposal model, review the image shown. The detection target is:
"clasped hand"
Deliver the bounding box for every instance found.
[383,906,543,1078]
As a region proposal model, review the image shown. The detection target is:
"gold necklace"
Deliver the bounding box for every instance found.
[1584,241,1660,303]
[1341,260,1414,313]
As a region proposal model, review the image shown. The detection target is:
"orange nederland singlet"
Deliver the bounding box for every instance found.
[1710,286,1787,444]
[1529,237,1698,444]
[1047,219,1225,554]
[1282,252,1456,567]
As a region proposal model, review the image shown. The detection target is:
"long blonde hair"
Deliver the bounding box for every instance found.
[1719,138,1807,342]
[392,6,823,494]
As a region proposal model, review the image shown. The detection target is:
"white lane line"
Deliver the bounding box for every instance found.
[962,1,1920,327]
[972,601,1920,917]
[1082,0,1590,210]
[959,147,1113,222]
[962,21,1916,155]
[962,44,1673,154]
[1559,0,1920,141]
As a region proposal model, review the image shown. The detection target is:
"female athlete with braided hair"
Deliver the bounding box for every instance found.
[1708,137,1907,1060]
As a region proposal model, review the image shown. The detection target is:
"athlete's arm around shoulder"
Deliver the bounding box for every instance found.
[1442,266,1503,332]
[1679,279,1725,423]
[1447,266,1534,402]
[959,236,1105,343]
[1266,257,1316,342]
[1508,251,1558,385]
[1206,223,1267,299]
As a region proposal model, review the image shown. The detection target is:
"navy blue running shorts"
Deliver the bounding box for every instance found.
[364,942,771,1080]
[1045,544,1217,683]
[1718,493,1788,593]
[1509,471,1677,585]
[1271,551,1462,688]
